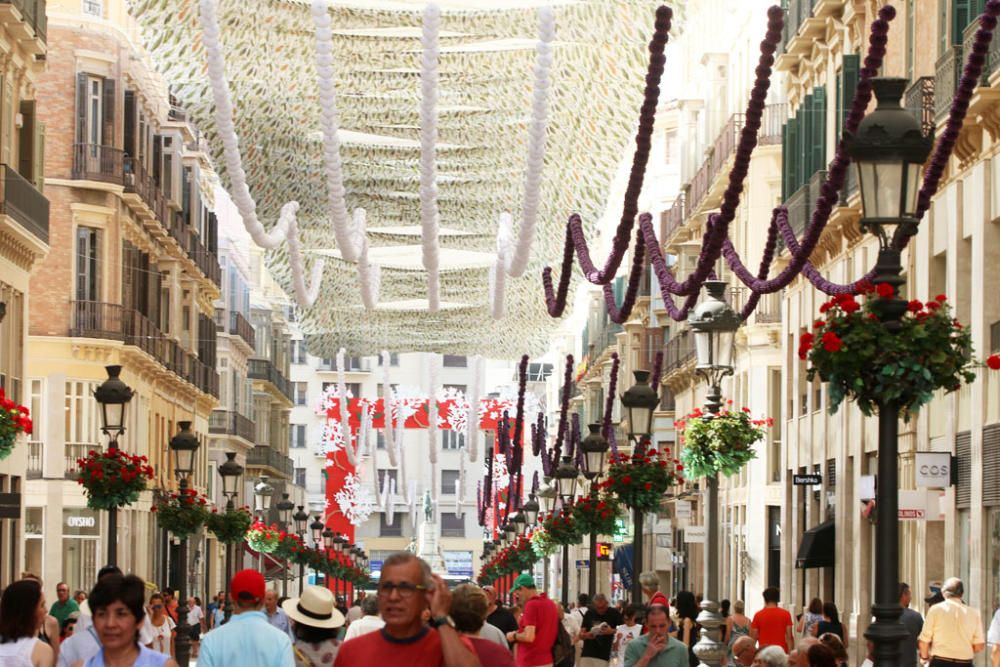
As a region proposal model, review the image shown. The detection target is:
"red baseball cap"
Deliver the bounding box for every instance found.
[230,569,265,601]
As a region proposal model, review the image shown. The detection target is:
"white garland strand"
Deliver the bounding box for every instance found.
[466,355,482,462]
[199,0,323,307]
[419,4,442,312]
[426,353,440,466]
[353,209,381,309]
[408,480,418,528]
[359,403,372,457]
[386,478,397,525]
[381,350,397,467]
[336,347,358,466]
[490,6,555,318]
[455,451,466,517]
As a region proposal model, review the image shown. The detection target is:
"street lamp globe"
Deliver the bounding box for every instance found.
[93,365,134,444]
[537,479,557,514]
[218,452,244,501]
[254,476,274,514]
[333,532,347,554]
[621,371,658,444]
[580,423,610,481]
[322,527,334,550]
[553,455,580,507]
[845,77,934,238]
[169,421,200,482]
[509,510,526,535]
[310,516,325,546]
[276,493,295,528]
[503,521,517,545]
[689,280,741,414]
[521,493,541,526]
[293,505,309,535]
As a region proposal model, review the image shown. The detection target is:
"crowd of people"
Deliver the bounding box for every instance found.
[3,561,1000,667]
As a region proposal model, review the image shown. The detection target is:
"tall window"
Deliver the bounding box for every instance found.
[442,430,464,450]
[290,424,306,449]
[75,227,100,301]
[87,77,102,149]
[294,467,306,488]
[441,470,460,495]
[379,513,402,537]
[376,469,397,491]
[442,355,467,368]
[440,512,465,538]
[293,382,308,406]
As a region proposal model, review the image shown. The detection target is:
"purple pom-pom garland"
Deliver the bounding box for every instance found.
[603,352,621,457]
[552,354,574,472]
[511,354,529,454]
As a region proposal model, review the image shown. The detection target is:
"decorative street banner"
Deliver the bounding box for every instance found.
[320,395,524,546]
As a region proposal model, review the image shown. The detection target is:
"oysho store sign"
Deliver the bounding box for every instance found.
[63,509,100,536]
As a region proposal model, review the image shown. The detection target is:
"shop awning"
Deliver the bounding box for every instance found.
[795,520,835,569]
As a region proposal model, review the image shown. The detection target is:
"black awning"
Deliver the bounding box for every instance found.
[795,520,835,569]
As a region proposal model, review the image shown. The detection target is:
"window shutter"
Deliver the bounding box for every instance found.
[984,424,1000,506]
[76,73,87,145]
[956,430,971,508]
[782,122,789,202]
[799,94,812,186]
[838,55,860,142]
[121,243,134,311]
[812,87,827,175]
[786,115,800,196]
[952,0,973,45]
[33,121,45,191]
[102,78,115,146]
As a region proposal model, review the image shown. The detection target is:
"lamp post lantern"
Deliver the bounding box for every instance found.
[580,423,610,597]
[310,516,325,587]
[253,476,274,574]
[521,493,540,527]
[276,493,295,597]
[620,370,659,604]
[293,505,309,594]
[92,365,134,567]
[168,421,200,667]
[846,77,934,667]
[218,452,243,622]
[322,528,335,596]
[553,455,581,606]
[689,280,740,667]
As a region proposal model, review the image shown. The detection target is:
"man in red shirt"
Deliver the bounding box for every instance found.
[334,552,481,666]
[750,587,795,653]
[506,573,560,667]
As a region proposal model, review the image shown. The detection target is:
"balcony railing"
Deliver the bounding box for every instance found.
[26,440,42,479]
[0,0,47,42]
[72,144,123,183]
[248,358,292,402]
[662,191,686,242]
[246,445,294,479]
[70,301,125,339]
[935,46,962,122]
[64,442,95,480]
[904,76,935,137]
[586,319,623,356]
[0,164,48,244]
[663,329,695,375]
[231,311,256,349]
[209,409,256,442]
[317,357,370,372]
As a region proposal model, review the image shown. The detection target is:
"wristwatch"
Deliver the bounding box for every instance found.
[429,615,455,630]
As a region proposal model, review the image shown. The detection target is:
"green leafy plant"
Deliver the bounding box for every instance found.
[0,388,32,461]
[801,286,998,419]
[245,521,282,553]
[540,508,580,546]
[76,447,155,511]
[603,446,682,513]
[530,527,558,557]
[570,489,623,535]
[206,506,254,544]
[676,405,770,479]
[152,488,210,538]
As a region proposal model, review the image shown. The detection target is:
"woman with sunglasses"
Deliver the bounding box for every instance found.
[142,593,175,657]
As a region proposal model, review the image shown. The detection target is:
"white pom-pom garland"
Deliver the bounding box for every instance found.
[420,4,442,313]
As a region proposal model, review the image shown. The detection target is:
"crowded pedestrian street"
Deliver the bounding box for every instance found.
[3,0,1000,666]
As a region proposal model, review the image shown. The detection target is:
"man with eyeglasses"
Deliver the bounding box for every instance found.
[333,552,482,666]
[51,582,80,630]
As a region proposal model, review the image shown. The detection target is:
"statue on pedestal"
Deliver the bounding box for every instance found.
[423,489,434,523]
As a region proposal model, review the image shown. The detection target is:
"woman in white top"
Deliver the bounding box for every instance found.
[142,593,175,657]
[0,579,56,667]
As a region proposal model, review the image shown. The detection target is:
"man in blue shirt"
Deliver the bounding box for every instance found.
[264,589,294,638]
[198,569,295,667]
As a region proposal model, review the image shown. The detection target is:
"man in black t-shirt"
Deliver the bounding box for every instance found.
[483,584,518,646]
[579,593,624,666]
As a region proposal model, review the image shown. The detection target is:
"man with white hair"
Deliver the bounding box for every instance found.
[787,636,819,667]
[918,577,985,667]
[732,635,757,667]
[579,593,624,666]
[756,645,789,667]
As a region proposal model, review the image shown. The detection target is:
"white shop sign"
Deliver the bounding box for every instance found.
[675,500,692,520]
[915,452,952,488]
[684,526,706,544]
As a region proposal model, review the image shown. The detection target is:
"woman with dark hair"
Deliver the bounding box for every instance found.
[282,586,345,666]
[674,590,701,667]
[805,642,838,667]
[141,593,175,657]
[797,598,824,638]
[817,633,848,667]
[0,579,55,667]
[811,602,848,647]
[72,574,178,667]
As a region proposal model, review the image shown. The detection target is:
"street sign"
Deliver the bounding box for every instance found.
[613,518,628,542]
[793,474,822,485]
[675,500,692,519]
[596,542,612,560]
[576,560,590,568]
[915,452,952,488]
[684,526,706,543]
[0,493,21,519]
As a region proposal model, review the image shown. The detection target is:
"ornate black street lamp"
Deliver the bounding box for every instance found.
[276,493,295,596]
[218,452,243,622]
[168,421,200,667]
[310,516,325,586]
[553,455,581,606]
[92,365,134,566]
[846,77,934,667]
[252,476,273,574]
[580,423,610,597]
[521,493,540,527]
[293,505,309,594]
[689,280,740,667]
[620,370,659,604]
[322,528,335,596]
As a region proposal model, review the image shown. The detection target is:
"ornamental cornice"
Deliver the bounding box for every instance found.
[0,226,37,271]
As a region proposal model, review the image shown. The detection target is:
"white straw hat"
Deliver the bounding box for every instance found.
[282,586,345,630]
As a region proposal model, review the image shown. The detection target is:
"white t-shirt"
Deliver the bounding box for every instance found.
[612,623,643,664]
[143,615,176,655]
[187,605,204,628]
[988,609,1000,645]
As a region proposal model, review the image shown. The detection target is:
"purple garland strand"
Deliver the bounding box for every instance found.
[570,412,582,465]
[602,353,621,456]
[511,355,529,453]
[477,481,483,526]
[532,470,539,494]
[603,228,647,324]
[894,0,1000,249]
[551,354,574,471]
[650,350,663,396]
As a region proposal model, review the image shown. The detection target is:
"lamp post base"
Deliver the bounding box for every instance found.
[693,599,727,667]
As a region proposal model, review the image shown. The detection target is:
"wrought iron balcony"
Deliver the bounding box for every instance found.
[26,440,42,479]
[209,409,256,442]
[663,329,695,375]
[230,311,256,349]
[246,445,293,479]
[248,358,292,402]
[935,46,963,123]
[0,164,48,244]
[904,77,935,137]
[72,144,123,184]
[70,301,125,340]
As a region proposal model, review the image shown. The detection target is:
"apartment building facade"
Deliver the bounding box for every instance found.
[24,0,221,593]
[0,0,49,589]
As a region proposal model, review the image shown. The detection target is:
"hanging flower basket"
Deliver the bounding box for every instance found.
[801,287,999,419]
[152,488,210,539]
[206,507,254,545]
[0,389,32,461]
[76,447,155,511]
[604,447,682,513]
[570,490,623,536]
[245,522,282,553]
[676,405,770,479]
[273,531,305,560]
[540,508,580,546]
[530,527,558,557]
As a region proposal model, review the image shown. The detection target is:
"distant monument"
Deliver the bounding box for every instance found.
[417,489,447,574]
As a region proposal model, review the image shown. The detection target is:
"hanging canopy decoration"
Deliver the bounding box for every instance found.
[130,0,682,356]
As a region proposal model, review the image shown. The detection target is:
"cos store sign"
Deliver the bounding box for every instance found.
[915,452,954,488]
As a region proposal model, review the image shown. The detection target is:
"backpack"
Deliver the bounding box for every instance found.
[552,620,573,664]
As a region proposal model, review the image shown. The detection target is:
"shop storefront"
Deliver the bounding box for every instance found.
[63,508,100,593]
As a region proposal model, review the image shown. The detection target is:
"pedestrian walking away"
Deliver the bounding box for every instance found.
[898,583,924,667]
[751,588,794,654]
[918,578,985,667]
[987,603,1000,667]
[283,586,345,667]
[449,583,515,666]
[341,595,384,643]
[796,599,823,640]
